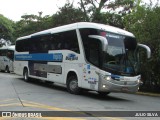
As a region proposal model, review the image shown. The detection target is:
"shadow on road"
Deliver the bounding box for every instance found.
[17,78,131,102]
[82,91,131,102]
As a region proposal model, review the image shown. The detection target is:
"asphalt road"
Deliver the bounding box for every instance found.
[0,72,160,120]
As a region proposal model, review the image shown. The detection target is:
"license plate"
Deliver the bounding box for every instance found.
[122,87,129,91]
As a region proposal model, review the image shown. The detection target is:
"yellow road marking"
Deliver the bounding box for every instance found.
[0,100,125,120]
[23,103,68,111]
[0,103,21,107]
[22,100,69,111]
[21,100,91,117]
[0,99,17,103]
[104,117,125,120]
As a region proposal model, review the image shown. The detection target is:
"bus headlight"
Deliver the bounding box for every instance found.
[103,84,106,88]
[104,76,111,81]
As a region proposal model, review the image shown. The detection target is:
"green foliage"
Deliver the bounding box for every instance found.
[52,3,85,27]
[124,5,160,91]
[78,0,136,28]
[13,2,85,39]
[13,13,53,39]
[0,14,14,41]
[12,0,137,39]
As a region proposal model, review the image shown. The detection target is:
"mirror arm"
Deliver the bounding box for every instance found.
[88,35,108,51]
[138,43,151,59]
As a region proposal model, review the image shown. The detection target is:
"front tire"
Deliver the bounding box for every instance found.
[5,66,10,73]
[23,68,29,82]
[67,76,81,95]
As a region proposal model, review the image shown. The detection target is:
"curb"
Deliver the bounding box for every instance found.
[136,92,160,97]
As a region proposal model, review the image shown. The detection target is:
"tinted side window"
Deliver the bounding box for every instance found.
[49,34,63,50]
[79,28,100,66]
[16,30,79,53]
[30,35,51,52]
[0,50,2,55]
[52,30,80,53]
[7,50,14,60]
[16,35,51,52]
[0,50,7,56]
[64,30,80,53]
[16,39,30,52]
[85,38,101,67]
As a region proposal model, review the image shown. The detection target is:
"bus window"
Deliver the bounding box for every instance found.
[51,30,80,53]
[1,50,7,56]
[79,28,100,66]
[88,38,101,67]
[7,50,14,60]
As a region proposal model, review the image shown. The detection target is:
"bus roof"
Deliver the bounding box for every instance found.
[17,22,135,40]
[0,45,15,50]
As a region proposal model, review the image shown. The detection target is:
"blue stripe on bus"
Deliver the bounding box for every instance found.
[111,74,120,80]
[15,53,63,61]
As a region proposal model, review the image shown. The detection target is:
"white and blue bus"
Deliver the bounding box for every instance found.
[0,45,15,73]
[14,22,151,95]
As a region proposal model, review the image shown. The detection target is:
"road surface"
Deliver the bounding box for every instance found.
[0,72,159,120]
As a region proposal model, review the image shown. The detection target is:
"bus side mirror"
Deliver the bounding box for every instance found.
[88,35,108,51]
[138,44,151,59]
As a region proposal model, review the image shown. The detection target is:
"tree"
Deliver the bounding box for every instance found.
[0,14,14,41]
[78,0,136,27]
[13,2,85,38]
[52,2,85,27]
[124,5,160,91]
[13,12,53,39]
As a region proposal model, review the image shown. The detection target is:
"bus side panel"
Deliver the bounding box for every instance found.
[0,56,6,71]
[64,63,82,86]
[0,56,13,72]
[0,47,15,72]
[62,50,99,91]
[47,61,64,84]
[7,57,14,72]
[8,50,14,72]
[29,61,47,78]
[14,60,28,76]
[63,62,99,91]
[81,64,99,91]
[9,60,14,72]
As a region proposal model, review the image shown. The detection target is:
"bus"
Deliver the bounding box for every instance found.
[14,22,151,95]
[0,45,15,73]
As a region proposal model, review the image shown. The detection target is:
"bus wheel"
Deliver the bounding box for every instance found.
[5,66,10,73]
[23,68,29,82]
[98,92,110,97]
[67,76,81,95]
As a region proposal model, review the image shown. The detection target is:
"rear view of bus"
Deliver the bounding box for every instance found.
[0,45,15,73]
[14,22,151,95]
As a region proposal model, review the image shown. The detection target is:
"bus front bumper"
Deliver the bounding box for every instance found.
[98,75,140,93]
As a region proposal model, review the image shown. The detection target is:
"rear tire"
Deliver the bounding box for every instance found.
[23,68,29,82]
[67,76,81,95]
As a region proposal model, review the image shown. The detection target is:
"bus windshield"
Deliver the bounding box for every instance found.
[102,32,139,76]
